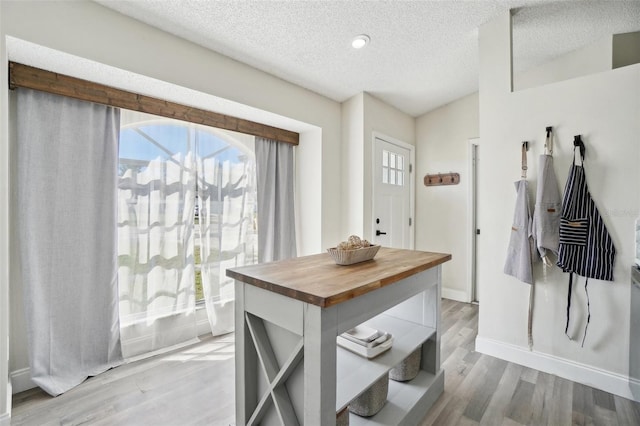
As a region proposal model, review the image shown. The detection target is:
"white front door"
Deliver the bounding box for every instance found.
[372,136,413,249]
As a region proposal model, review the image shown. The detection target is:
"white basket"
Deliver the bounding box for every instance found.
[327,245,381,265]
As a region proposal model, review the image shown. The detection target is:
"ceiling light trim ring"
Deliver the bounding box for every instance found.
[352,34,370,49]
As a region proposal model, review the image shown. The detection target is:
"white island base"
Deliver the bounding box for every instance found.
[228,248,450,425]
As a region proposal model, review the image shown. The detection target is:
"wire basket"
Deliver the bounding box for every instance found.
[327,245,380,265]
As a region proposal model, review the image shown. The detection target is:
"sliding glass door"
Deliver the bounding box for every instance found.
[117,110,257,358]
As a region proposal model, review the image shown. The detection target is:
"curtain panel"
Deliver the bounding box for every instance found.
[255,137,297,262]
[117,137,198,358]
[16,88,123,396]
[197,141,257,335]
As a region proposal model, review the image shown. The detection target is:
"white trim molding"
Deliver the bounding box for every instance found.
[10,367,35,394]
[630,377,640,401]
[442,288,468,303]
[0,412,11,426]
[466,138,479,304]
[1,376,11,426]
[476,336,637,401]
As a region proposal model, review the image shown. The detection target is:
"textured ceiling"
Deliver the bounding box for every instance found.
[96,0,640,117]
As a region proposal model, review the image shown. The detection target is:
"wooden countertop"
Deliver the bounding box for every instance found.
[226,247,451,308]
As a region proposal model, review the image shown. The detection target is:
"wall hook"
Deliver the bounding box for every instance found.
[574,134,585,160]
[424,172,460,186]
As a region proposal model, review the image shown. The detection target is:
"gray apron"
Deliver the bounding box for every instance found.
[532,131,561,264]
[504,179,535,285]
[557,137,616,346]
[504,143,536,347]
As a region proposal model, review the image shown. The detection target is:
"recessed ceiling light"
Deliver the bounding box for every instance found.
[352,34,370,49]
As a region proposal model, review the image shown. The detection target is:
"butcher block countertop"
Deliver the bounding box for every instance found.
[226,247,451,308]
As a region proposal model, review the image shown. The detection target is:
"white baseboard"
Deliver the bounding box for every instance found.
[1,377,11,426]
[0,412,10,426]
[10,367,36,394]
[630,377,640,401]
[442,287,469,303]
[476,336,636,401]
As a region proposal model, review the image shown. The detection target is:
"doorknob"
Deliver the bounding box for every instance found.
[376,230,387,236]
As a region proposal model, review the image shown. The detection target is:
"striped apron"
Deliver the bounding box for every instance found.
[557,141,616,346]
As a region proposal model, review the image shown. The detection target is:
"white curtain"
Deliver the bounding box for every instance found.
[118,148,198,357]
[255,137,297,262]
[197,141,257,335]
[16,88,123,396]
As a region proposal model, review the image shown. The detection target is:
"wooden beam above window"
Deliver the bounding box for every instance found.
[8,61,299,146]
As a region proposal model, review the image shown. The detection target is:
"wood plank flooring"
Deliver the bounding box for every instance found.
[420,299,640,426]
[11,299,640,425]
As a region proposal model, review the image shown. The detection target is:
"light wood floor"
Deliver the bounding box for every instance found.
[11,299,640,425]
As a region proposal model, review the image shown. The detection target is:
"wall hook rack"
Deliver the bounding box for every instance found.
[424,172,460,186]
[574,134,585,159]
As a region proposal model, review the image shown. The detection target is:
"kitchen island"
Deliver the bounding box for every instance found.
[227,247,451,425]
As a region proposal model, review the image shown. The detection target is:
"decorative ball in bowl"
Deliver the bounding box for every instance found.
[327,235,380,265]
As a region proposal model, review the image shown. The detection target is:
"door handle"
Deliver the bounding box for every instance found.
[376,230,387,236]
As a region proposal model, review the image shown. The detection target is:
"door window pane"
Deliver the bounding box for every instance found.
[381,148,406,187]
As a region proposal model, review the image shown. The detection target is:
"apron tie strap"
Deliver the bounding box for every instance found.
[528,284,534,350]
[521,142,528,179]
[581,278,591,347]
[565,273,573,338]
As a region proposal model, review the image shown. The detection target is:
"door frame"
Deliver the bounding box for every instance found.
[371,131,415,249]
[467,138,480,303]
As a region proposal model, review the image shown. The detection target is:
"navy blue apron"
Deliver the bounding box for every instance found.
[557,137,615,346]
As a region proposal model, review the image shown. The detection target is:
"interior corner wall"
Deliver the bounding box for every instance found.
[341,93,365,238]
[477,11,640,399]
[340,92,415,244]
[362,93,415,243]
[0,16,11,424]
[0,0,344,405]
[415,93,479,302]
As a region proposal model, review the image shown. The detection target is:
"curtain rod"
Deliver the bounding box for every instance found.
[8,61,299,146]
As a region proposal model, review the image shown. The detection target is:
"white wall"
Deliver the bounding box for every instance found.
[0,0,344,413]
[341,93,365,237]
[340,92,415,242]
[514,35,613,91]
[0,13,10,425]
[415,93,479,302]
[476,11,640,399]
[515,31,640,92]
